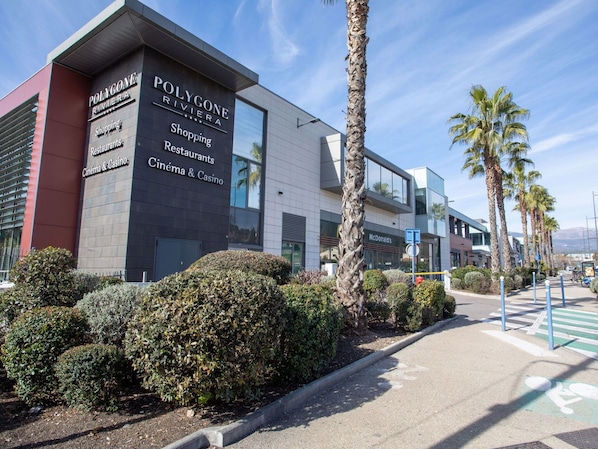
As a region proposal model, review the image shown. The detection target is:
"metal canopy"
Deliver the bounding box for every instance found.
[47,0,258,92]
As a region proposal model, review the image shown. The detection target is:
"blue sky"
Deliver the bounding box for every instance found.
[1,0,597,234]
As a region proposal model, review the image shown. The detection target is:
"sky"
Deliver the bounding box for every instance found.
[1,0,597,234]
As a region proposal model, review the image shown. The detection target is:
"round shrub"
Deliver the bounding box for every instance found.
[443,295,456,318]
[383,269,410,285]
[55,344,128,411]
[363,269,389,300]
[451,277,463,290]
[188,250,292,285]
[76,284,144,347]
[464,271,491,294]
[1,306,89,406]
[290,269,328,285]
[366,295,392,323]
[386,282,412,329]
[589,277,598,295]
[124,270,285,406]
[2,247,80,326]
[513,274,524,290]
[413,280,446,325]
[277,284,343,383]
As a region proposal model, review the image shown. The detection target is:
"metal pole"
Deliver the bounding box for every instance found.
[560,273,565,307]
[532,271,536,304]
[500,276,506,331]
[411,246,415,285]
[593,191,598,254]
[545,280,554,351]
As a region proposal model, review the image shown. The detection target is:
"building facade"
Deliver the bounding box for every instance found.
[0,0,450,281]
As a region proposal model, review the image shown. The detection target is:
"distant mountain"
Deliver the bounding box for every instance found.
[553,227,596,254]
[511,227,596,254]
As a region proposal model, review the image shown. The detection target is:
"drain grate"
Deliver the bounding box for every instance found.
[555,427,598,449]
[493,442,551,449]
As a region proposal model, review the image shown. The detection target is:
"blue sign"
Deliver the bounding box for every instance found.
[405,228,420,244]
[535,254,541,261]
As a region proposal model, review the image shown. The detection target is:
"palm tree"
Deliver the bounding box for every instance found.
[527,184,555,269]
[325,0,370,330]
[544,215,559,271]
[503,154,541,267]
[449,85,529,277]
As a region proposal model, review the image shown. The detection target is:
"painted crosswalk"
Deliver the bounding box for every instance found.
[484,301,598,360]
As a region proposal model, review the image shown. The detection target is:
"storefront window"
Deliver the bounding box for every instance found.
[229,99,265,246]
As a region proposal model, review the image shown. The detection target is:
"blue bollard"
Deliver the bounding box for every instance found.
[533,271,537,304]
[545,280,554,351]
[560,274,566,307]
[500,276,506,331]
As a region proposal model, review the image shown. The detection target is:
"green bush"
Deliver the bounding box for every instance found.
[55,344,128,411]
[289,269,328,285]
[451,278,463,290]
[464,271,491,294]
[366,295,392,323]
[451,266,490,282]
[589,277,598,295]
[124,270,285,406]
[277,284,343,383]
[76,284,144,347]
[386,282,412,329]
[383,269,410,285]
[443,295,457,318]
[363,269,389,300]
[1,306,89,406]
[413,280,445,325]
[188,250,292,285]
[513,274,524,290]
[1,247,81,326]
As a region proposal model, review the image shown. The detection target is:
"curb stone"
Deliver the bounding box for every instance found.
[162,316,459,449]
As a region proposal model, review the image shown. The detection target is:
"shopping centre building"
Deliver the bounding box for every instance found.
[0,0,450,281]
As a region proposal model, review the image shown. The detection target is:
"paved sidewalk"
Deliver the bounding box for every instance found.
[167,280,598,449]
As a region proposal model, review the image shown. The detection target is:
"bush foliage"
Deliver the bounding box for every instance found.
[188,250,292,285]
[1,247,80,325]
[383,269,411,285]
[1,306,89,406]
[363,269,389,300]
[413,280,446,325]
[124,270,285,406]
[278,284,343,383]
[55,344,128,411]
[76,283,144,347]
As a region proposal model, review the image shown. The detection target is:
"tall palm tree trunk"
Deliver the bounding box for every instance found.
[519,197,530,266]
[336,0,369,330]
[493,164,512,272]
[485,167,501,274]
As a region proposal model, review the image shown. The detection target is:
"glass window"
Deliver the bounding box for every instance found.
[282,241,304,274]
[229,208,260,245]
[230,157,247,208]
[230,99,265,247]
[247,162,261,209]
[379,166,393,198]
[232,100,264,163]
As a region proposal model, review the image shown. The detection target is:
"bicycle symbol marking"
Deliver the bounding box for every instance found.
[525,376,598,415]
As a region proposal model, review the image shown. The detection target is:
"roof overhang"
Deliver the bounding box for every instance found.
[46,0,258,92]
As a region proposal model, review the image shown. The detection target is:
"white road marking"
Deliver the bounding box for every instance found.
[482,330,558,357]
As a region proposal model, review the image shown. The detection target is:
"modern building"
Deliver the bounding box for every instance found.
[448,208,492,269]
[0,0,450,281]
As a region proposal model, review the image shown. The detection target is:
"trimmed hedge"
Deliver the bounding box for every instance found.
[188,250,292,285]
[76,283,144,347]
[124,270,285,406]
[278,284,343,383]
[363,269,389,300]
[55,344,128,411]
[413,280,445,325]
[1,306,89,406]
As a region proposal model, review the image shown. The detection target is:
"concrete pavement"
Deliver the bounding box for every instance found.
[166,278,598,449]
